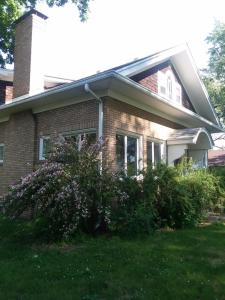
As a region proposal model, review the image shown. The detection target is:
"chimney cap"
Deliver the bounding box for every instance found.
[14,8,48,25]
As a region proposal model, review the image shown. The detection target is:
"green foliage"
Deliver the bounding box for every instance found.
[203,75,225,123]
[0,0,21,67]
[209,166,225,212]
[111,163,222,235]
[4,139,223,239]
[206,21,225,82]
[204,20,225,124]
[176,169,220,227]
[110,173,157,236]
[4,140,120,240]
[0,0,91,68]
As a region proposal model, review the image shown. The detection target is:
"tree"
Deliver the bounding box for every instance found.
[0,0,91,68]
[204,21,225,125]
[206,21,225,82]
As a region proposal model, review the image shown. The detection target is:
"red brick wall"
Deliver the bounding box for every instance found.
[0,96,183,195]
[0,110,35,194]
[103,97,183,170]
[0,100,98,195]
[0,80,13,104]
[35,100,99,163]
[131,61,195,112]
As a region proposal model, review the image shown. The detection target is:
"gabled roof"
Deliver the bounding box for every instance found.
[112,44,219,127]
[208,150,225,166]
[0,67,73,88]
[0,45,223,133]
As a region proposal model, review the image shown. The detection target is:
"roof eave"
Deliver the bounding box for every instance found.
[0,71,222,134]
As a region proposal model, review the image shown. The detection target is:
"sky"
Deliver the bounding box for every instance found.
[35,0,225,80]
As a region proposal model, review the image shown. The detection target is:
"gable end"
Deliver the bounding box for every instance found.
[130,61,196,113]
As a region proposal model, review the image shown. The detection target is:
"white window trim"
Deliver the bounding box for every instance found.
[62,129,97,150]
[39,136,50,161]
[147,138,166,166]
[62,128,96,137]
[158,70,182,105]
[0,143,4,164]
[116,131,143,175]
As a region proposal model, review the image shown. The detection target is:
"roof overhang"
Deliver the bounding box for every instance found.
[0,72,222,133]
[116,44,220,127]
[0,68,13,82]
[167,128,214,148]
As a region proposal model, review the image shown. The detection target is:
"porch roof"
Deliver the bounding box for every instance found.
[167,128,214,148]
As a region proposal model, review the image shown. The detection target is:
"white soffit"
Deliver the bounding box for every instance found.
[171,51,219,126]
[116,44,220,127]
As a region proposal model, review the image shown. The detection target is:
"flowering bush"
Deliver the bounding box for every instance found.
[4,139,223,240]
[4,139,122,239]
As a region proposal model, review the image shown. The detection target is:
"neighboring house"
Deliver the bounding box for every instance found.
[208,150,225,167]
[0,9,223,195]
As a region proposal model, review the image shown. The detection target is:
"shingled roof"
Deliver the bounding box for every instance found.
[208,150,225,166]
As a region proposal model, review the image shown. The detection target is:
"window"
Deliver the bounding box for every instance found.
[158,70,182,104]
[116,133,140,176]
[64,131,96,149]
[147,140,164,166]
[39,137,51,161]
[167,75,173,99]
[0,144,4,164]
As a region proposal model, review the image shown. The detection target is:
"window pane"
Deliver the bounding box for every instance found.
[175,83,181,103]
[154,143,161,165]
[167,76,173,99]
[43,139,51,159]
[116,134,125,171]
[83,132,96,146]
[64,134,78,143]
[0,145,4,162]
[147,141,153,166]
[127,136,137,176]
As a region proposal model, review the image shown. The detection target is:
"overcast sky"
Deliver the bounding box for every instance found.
[36,0,225,79]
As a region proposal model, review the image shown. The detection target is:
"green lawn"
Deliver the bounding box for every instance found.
[1,217,225,299]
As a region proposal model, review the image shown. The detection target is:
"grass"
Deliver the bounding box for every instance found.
[1,217,225,299]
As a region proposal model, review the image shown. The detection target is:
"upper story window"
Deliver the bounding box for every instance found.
[158,70,182,104]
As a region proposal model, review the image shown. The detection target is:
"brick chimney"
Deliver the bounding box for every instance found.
[13,9,48,98]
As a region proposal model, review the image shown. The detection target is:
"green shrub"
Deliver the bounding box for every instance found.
[142,164,222,229]
[177,169,221,224]
[4,140,123,240]
[4,139,223,239]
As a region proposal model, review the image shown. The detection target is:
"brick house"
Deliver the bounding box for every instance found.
[0,9,223,196]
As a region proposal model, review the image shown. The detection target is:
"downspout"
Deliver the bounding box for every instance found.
[84,83,103,170]
[84,83,103,141]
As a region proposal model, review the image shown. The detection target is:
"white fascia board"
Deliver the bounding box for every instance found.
[117,44,187,77]
[171,49,220,127]
[0,70,222,136]
[167,129,214,148]
[167,139,194,145]
[0,72,114,122]
[111,73,223,133]
[117,44,220,128]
